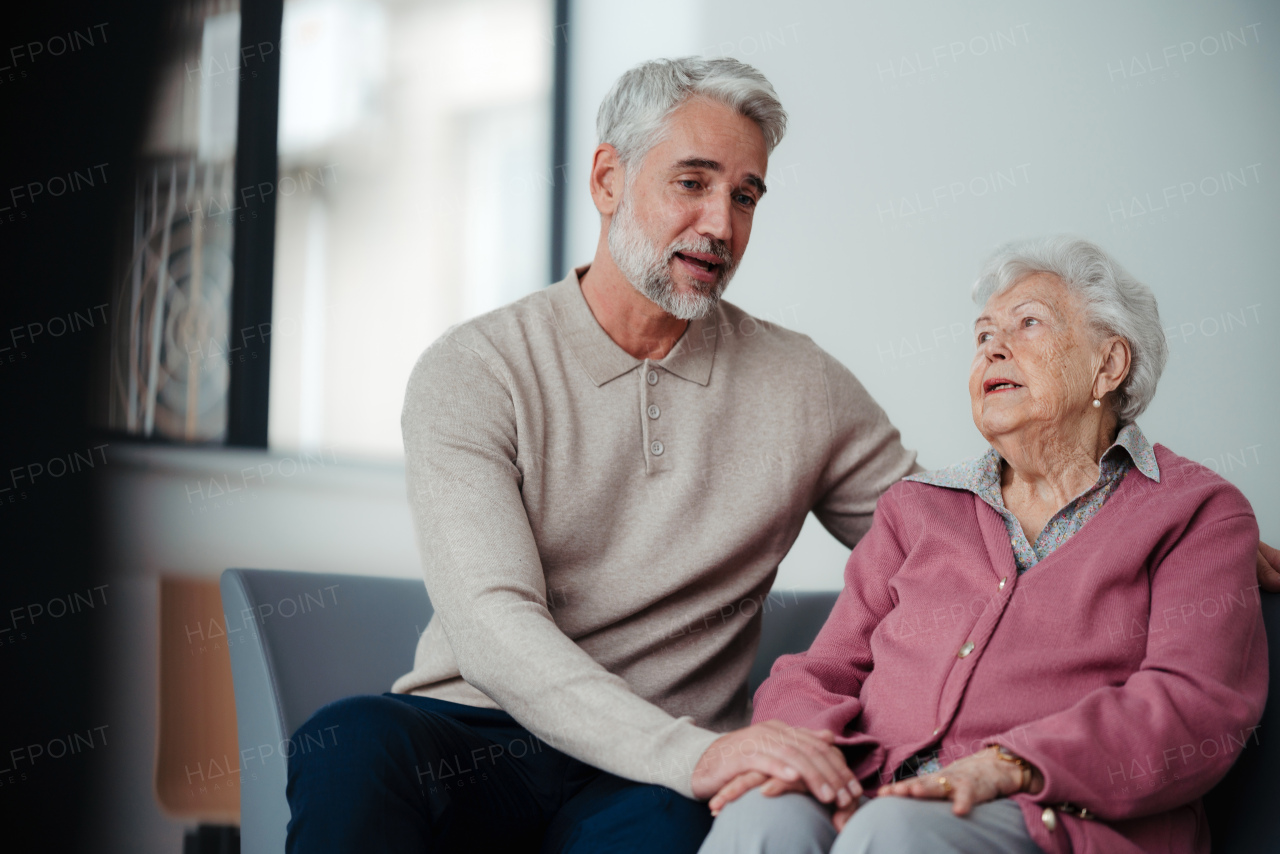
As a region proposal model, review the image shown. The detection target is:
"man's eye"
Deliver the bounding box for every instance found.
[679,180,699,190]
[978,332,992,343]
[735,194,757,207]
[1023,317,1040,327]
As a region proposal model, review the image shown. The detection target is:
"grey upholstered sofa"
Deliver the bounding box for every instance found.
[221,568,1278,854]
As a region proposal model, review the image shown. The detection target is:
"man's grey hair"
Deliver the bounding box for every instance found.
[972,236,1168,424]
[596,57,787,172]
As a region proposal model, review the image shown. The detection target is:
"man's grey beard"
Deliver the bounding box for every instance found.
[607,190,736,321]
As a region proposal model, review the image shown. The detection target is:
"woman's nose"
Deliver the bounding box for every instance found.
[982,334,1011,360]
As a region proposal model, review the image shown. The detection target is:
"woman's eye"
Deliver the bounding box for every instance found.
[1023,317,1039,327]
[978,332,992,343]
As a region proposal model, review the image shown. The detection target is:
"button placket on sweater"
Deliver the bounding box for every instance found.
[640,361,668,474]
[930,564,1020,741]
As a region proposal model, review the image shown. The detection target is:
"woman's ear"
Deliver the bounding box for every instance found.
[1095,337,1132,398]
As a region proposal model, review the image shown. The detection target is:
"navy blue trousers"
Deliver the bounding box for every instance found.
[286,693,713,853]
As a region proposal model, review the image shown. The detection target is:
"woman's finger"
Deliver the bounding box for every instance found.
[950,777,975,815]
[708,770,767,814]
[760,775,806,797]
[710,771,765,806]
[908,777,935,799]
[832,796,861,832]
[877,777,915,797]
[890,772,952,801]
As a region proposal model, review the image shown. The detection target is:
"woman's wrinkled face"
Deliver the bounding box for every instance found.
[969,273,1103,443]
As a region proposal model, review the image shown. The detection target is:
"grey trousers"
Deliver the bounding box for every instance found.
[697,788,1041,854]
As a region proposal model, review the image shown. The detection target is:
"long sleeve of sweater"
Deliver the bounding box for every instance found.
[400,337,719,798]
[752,488,906,742]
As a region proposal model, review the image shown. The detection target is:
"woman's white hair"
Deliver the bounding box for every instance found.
[972,236,1168,424]
[596,57,787,172]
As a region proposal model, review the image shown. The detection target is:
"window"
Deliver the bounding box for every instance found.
[268,0,554,459]
[103,1,243,442]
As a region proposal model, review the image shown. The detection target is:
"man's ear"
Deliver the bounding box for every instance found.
[589,144,623,217]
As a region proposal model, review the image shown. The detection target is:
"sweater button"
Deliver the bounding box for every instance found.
[998,577,1006,590]
[1041,807,1058,832]
[957,641,975,658]
[647,404,660,419]
[647,370,659,385]
[650,440,664,456]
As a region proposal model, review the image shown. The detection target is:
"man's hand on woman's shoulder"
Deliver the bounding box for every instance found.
[1257,541,1280,593]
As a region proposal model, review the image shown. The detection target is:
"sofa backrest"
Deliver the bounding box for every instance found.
[223,569,1275,854]
[220,569,432,854]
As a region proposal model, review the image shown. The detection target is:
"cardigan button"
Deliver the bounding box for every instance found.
[957,642,975,658]
[998,577,1006,590]
[1041,807,1058,832]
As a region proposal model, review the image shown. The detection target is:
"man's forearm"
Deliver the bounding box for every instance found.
[435,592,722,797]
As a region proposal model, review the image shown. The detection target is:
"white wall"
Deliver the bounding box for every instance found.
[567,0,1280,589]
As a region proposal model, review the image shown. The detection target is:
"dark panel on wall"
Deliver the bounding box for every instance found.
[226,0,285,447]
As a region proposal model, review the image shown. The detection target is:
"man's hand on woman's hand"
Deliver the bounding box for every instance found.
[1257,541,1280,593]
[692,721,860,808]
[877,747,1043,815]
[708,769,863,830]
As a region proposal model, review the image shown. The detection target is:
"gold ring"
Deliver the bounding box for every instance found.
[937,775,952,795]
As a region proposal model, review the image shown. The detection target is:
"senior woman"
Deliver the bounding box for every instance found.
[698,236,1267,854]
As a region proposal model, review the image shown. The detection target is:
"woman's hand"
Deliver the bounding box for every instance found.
[709,769,864,830]
[877,747,1043,815]
[709,770,768,815]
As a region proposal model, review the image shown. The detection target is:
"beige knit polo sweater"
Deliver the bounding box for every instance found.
[391,267,918,798]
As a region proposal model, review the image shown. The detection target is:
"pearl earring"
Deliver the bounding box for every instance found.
[1092,399,1101,408]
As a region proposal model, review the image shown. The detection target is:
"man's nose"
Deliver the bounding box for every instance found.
[695,189,734,242]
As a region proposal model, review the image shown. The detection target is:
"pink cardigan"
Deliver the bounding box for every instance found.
[753,445,1267,853]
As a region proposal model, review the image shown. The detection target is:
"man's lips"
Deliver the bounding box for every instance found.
[674,251,723,283]
[983,378,1023,394]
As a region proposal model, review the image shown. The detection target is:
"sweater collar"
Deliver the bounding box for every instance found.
[546,265,718,387]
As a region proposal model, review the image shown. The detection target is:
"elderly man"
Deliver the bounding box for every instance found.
[285,58,1279,853]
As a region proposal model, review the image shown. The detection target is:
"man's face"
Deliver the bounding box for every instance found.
[607,97,769,320]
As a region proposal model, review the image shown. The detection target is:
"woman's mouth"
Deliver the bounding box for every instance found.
[983,379,1023,394]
